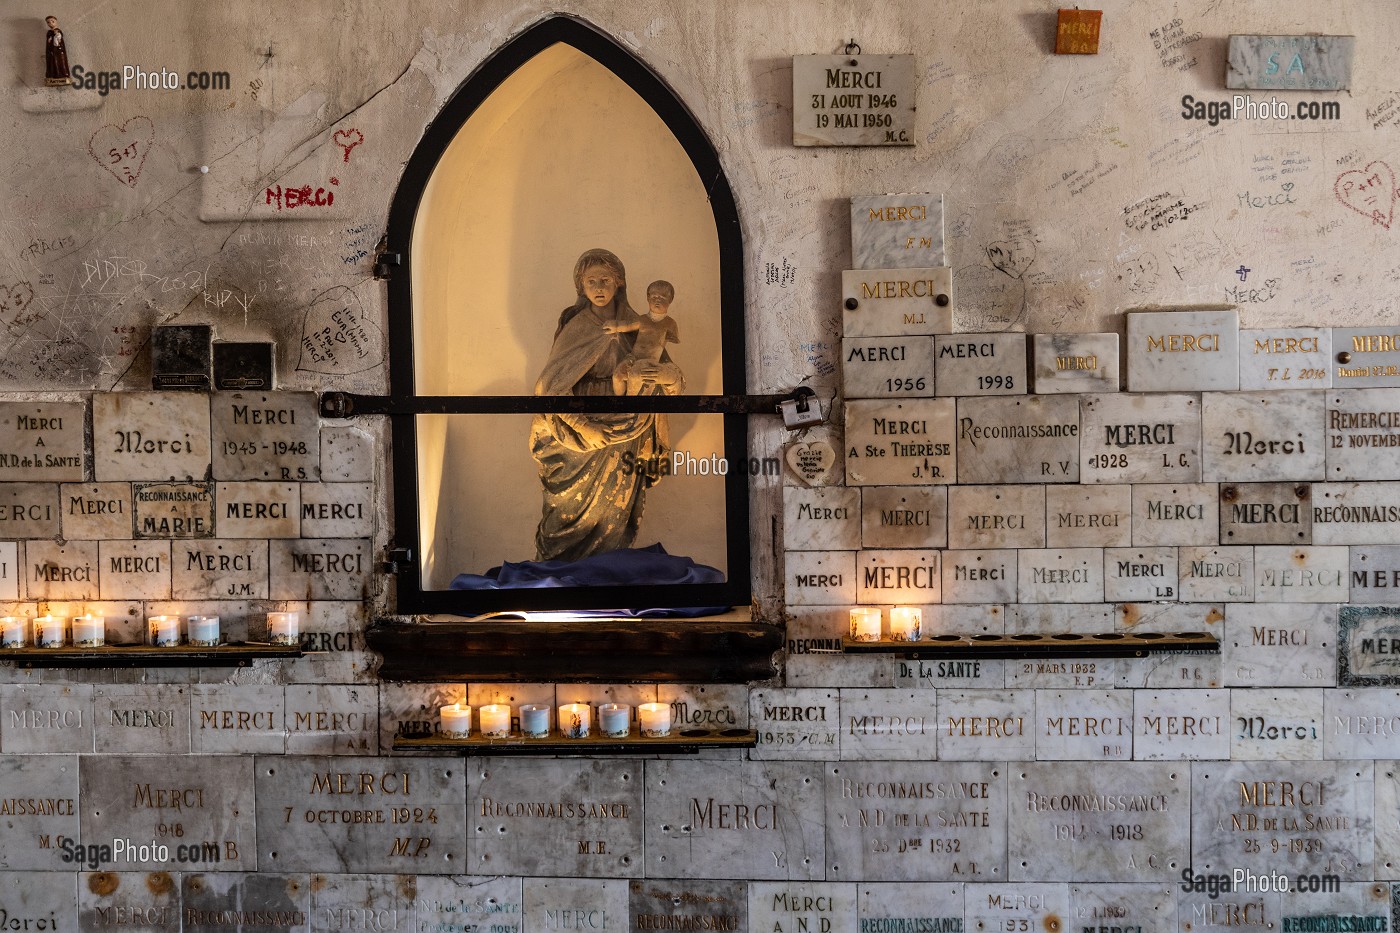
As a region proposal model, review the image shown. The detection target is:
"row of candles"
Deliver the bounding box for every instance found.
[849,606,923,642]
[0,611,302,649]
[439,701,673,740]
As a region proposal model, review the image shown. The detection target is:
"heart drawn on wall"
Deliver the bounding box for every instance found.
[785,440,836,486]
[986,237,1036,278]
[333,128,364,163]
[1335,160,1396,229]
[88,117,155,188]
[0,282,34,317]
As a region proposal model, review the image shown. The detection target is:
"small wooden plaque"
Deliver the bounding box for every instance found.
[1056,9,1102,55]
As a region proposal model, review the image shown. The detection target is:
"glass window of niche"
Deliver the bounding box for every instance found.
[392,22,750,617]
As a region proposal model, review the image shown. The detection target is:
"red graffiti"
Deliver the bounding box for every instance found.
[265,184,335,211]
[333,128,364,163]
[1335,160,1397,229]
[89,116,154,188]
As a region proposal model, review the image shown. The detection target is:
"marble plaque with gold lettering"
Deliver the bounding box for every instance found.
[79,871,181,931]
[0,402,84,481]
[1230,689,1323,761]
[794,57,916,148]
[1222,604,1336,687]
[1010,762,1187,881]
[81,756,256,869]
[938,690,1034,760]
[1333,327,1400,387]
[211,391,321,481]
[286,684,379,755]
[850,195,942,266]
[472,759,643,878]
[1191,761,1371,880]
[0,483,58,538]
[256,756,464,873]
[1240,328,1331,390]
[1133,689,1229,759]
[841,268,952,338]
[645,760,824,879]
[845,399,956,486]
[191,685,286,754]
[1033,690,1131,757]
[824,761,1005,881]
[1032,334,1119,394]
[1126,310,1239,392]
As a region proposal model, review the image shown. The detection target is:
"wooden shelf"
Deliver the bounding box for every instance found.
[842,631,1220,659]
[394,728,756,756]
[0,643,302,668]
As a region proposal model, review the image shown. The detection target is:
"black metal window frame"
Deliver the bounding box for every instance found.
[382,14,752,615]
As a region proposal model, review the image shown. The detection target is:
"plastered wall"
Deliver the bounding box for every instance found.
[4,0,1400,926]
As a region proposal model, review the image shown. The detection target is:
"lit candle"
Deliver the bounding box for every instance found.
[519,704,550,738]
[889,607,922,641]
[0,617,25,648]
[72,614,104,647]
[599,703,630,738]
[479,704,511,738]
[639,702,671,737]
[849,607,882,642]
[559,703,591,739]
[268,611,299,646]
[34,615,64,648]
[147,615,179,647]
[187,615,220,647]
[439,703,471,738]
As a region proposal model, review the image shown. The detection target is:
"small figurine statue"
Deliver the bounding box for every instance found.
[44,16,72,87]
[605,280,681,395]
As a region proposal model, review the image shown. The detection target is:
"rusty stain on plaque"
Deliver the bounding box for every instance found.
[1056,10,1102,54]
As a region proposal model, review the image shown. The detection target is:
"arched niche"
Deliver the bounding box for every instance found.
[375,15,762,656]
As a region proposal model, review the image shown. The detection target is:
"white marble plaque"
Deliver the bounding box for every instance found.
[81,755,256,869]
[92,391,212,481]
[935,334,1027,397]
[1254,546,1347,602]
[1133,689,1229,759]
[523,878,627,933]
[1131,484,1219,547]
[191,685,286,754]
[0,685,93,753]
[1104,547,1179,603]
[1010,762,1186,881]
[646,761,825,878]
[23,539,97,600]
[948,485,1045,550]
[1009,603,1116,634]
[857,550,940,604]
[217,481,299,537]
[1226,35,1355,90]
[1046,485,1131,548]
[320,425,374,481]
[4,874,85,930]
[794,58,917,148]
[1126,311,1239,393]
[1223,603,1336,687]
[1191,761,1372,880]
[1219,483,1311,545]
[861,486,947,549]
[786,608,857,659]
[0,402,84,481]
[752,689,839,760]
[131,480,214,538]
[1031,333,1119,395]
[1323,689,1400,759]
[957,396,1080,484]
[211,390,321,480]
[270,538,371,600]
[1017,549,1104,603]
[841,268,953,337]
[300,482,372,537]
[1202,391,1325,482]
[1349,546,1400,604]
[659,684,750,731]
[785,551,856,606]
[1240,328,1331,390]
[97,540,171,600]
[825,761,1005,881]
[1080,394,1201,484]
[966,884,1069,933]
[1333,328,1400,387]
[939,690,1034,760]
[1338,606,1400,686]
[172,539,269,600]
[840,690,936,760]
[1313,482,1400,545]
[897,654,1007,690]
[850,194,943,266]
[0,542,17,601]
[942,550,1017,604]
[286,684,378,754]
[751,883,857,933]
[1326,389,1400,480]
[257,756,464,873]
[1008,654,1117,690]
[1178,546,1254,603]
[857,884,964,933]
[1177,889,1278,933]
[785,487,862,551]
[0,483,58,538]
[60,483,131,539]
[1070,885,1176,933]
[0,756,79,870]
[1375,765,1400,876]
[1034,690,1133,759]
[94,685,192,755]
[842,337,935,399]
[1230,689,1323,760]
[845,399,955,486]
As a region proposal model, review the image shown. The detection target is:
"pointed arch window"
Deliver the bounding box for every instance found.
[373,15,761,647]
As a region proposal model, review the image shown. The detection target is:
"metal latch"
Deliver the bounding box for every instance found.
[382,548,414,574]
[778,387,825,429]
